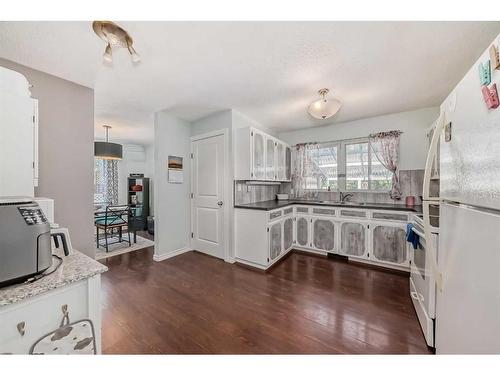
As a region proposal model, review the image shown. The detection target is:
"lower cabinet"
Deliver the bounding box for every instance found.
[295,216,310,248]
[370,222,408,266]
[312,217,336,252]
[236,206,411,271]
[268,221,282,261]
[339,220,367,258]
[283,217,294,251]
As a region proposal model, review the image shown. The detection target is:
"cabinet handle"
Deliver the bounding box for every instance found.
[17,321,26,336]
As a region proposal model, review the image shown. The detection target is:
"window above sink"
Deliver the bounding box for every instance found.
[297,137,392,193]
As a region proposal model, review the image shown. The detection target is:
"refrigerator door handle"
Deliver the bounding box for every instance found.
[411,227,425,238]
[423,113,446,201]
[423,201,443,291]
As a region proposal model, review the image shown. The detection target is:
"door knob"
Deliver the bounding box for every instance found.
[217,201,223,207]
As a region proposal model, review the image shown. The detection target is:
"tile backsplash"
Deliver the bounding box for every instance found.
[234,169,426,205]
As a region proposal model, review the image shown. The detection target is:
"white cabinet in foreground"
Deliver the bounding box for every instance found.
[0,275,102,354]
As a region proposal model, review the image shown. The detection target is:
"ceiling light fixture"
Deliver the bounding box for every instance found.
[94,125,123,160]
[92,21,141,64]
[307,88,342,120]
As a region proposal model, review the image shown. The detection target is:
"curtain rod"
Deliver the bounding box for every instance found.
[293,130,403,147]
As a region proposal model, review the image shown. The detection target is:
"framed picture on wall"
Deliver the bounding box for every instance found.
[168,155,183,183]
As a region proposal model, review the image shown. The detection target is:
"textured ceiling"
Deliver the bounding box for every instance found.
[1,21,499,145]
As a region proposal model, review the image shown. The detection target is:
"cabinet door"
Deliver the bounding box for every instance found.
[269,221,282,261]
[295,216,310,248]
[276,142,285,181]
[283,217,293,251]
[285,146,292,181]
[266,137,276,180]
[371,223,408,265]
[312,217,336,252]
[340,221,367,258]
[252,130,265,180]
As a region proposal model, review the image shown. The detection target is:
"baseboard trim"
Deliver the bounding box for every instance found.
[153,247,192,262]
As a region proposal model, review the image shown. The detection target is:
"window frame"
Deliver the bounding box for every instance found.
[302,137,391,193]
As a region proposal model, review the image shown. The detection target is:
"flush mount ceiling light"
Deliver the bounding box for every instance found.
[92,21,141,64]
[307,88,342,120]
[95,125,123,160]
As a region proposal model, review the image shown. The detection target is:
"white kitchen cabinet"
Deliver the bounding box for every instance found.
[0,275,102,354]
[235,204,413,272]
[283,216,294,251]
[253,129,266,180]
[311,216,337,252]
[295,215,311,248]
[276,142,285,181]
[369,222,409,266]
[235,208,293,269]
[285,146,292,181]
[0,67,39,197]
[339,220,368,259]
[266,136,276,180]
[268,220,282,261]
[234,127,291,181]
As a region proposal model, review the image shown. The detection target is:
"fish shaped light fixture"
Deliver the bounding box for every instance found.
[92,21,140,64]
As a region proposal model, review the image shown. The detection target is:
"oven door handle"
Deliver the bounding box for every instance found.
[411,227,426,239]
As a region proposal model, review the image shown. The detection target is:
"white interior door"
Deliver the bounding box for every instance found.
[191,134,225,259]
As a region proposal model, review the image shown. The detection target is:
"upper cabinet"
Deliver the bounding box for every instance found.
[0,67,38,197]
[235,126,291,182]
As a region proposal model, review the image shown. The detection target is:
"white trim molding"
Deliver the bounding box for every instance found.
[153,247,192,262]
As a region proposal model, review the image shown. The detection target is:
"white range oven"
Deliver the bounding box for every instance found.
[409,207,439,348]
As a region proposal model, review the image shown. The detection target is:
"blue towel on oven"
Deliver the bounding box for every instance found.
[406,223,420,250]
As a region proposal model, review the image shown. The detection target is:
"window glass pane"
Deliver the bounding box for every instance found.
[346,142,369,190]
[318,145,338,190]
[370,143,392,191]
[303,144,338,190]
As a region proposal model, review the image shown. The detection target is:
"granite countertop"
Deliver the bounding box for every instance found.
[0,249,108,307]
[234,199,422,213]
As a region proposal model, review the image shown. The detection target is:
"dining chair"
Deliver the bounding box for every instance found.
[95,205,131,252]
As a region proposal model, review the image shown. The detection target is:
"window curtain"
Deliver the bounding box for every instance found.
[369,130,402,200]
[291,143,326,197]
[94,159,119,206]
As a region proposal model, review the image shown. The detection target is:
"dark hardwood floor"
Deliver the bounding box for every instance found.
[99,247,432,354]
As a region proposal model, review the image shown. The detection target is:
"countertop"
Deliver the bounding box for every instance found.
[0,249,108,307]
[234,199,422,212]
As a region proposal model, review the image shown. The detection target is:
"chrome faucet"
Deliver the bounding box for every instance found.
[340,192,354,203]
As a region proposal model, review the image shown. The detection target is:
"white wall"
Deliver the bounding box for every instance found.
[154,111,191,259]
[278,107,439,170]
[118,144,154,215]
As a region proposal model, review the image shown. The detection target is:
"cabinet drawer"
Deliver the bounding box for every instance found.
[372,212,409,222]
[268,210,282,221]
[311,207,336,216]
[283,207,293,216]
[0,280,89,354]
[340,209,367,218]
[294,206,310,214]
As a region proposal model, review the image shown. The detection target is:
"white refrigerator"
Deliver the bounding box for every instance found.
[423,33,500,354]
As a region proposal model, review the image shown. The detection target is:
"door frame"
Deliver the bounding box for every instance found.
[190,129,231,262]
